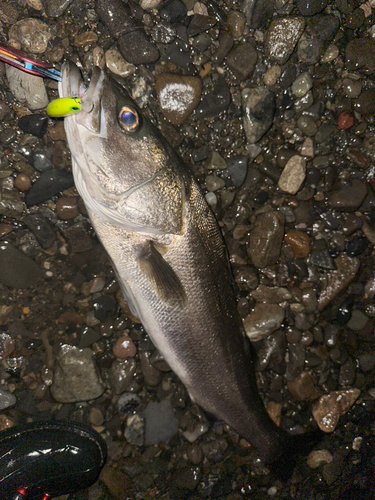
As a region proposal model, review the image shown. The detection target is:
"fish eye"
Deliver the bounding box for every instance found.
[118,106,139,132]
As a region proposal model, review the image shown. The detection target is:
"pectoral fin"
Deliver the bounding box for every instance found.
[138,242,186,307]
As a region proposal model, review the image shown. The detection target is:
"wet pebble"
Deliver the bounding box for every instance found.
[278,155,306,195]
[243,303,285,341]
[45,0,74,17]
[51,345,105,403]
[109,358,137,395]
[242,87,275,144]
[297,115,318,136]
[292,72,313,98]
[263,65,281,87]
[286,343,305,380]
[354,90,375,116]
[327,180,367,211]
[156,74,202,125]
[31,150,52,172]
[23,214,56,250]
[78,326,101,349]
[287,371,321,401]
[346,235,368,257]
[347,310,369,331]
[318,253,360,310]
[307,449,333,469]
[338,111,354,130]
[265,17,305,64]
[346,38,375,74]
[18,114,48,138]
[284,230,311,258]
[56,196,79,220]
[74,31,98,47]
[248,210,285,268]
[296,0,328,16]
[298,15,339,65]
[25,169,74,206]
[0,389,16,411]
[195,77,230,119]
[255,330,286,371]
[89,407,104,426]
[251,284,291,303]
[14,174,31,192]
[5,66,49,111]
[205,174,225,191]
[142,399,179,445]
[342,77,362,99]
[0,242,42,288]
[125,414,144,446]
[9,18,52,53]
[113,334,137,359]
[312,389,360,432]
[226,40,258,81]
[105,49,135,78]
[140,351,162,387]
[0,333,15,360]
[357,354,375,372]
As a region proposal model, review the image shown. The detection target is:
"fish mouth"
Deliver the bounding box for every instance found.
[59,61,106,135]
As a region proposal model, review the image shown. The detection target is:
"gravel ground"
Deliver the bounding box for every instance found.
[0,0,375,499]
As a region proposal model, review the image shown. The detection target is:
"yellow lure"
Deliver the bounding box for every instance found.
[46,97,82,118]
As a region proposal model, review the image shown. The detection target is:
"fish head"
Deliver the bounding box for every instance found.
[59,61,183,234]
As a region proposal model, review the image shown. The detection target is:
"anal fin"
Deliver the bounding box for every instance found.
[137,242,186,307]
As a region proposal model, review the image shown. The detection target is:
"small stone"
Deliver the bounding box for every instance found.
[18,114,48,138]
[266,401,282,426]
[51,345,105,403]
[296,0,328,16]
[105,49,136,78]
[338,111,354,130]
[48,121,66,141]
[354,90,375,116]
[23,214,56,250]
[243,303,285,341]
[74,31,98,47]
[25,169,74,206]
[292,72,313,98]
[298,15,340,65]
[0,414,15,431]
[0,242,42,288]
[0,333,15,360]
[321,44,339,63]
[346,310,369,331]
[142,399,179,445]
[265,16,305,64]
[155,74,202,125]
[140,0,161,9]
[297,115,318,137]
[242,87,275,144]
[205,174,225,191]
[56,196,79,220]
[140,351,162,387]
[251,285,291,303]
[113,334,137,359]
[89,407,104,426]
[227,11,246,39]
[312,389,360,432]
[248,210,285,268]
[195,77,230,119]
[226,41,258,81]
[45,0,74,17]
[307,449,333,468]
[284,230,311,258]
[287,371,321,401]
[125,414,145,446]
[342,77,362,99]
[206,151,227,170]
[14,174,31,192]
[278,155,306,195]
[263,65,282,87]
[327,179,367,211]
[109,359,137,394]
[227,156,248,187]
[0,389,16,410]
[346,38,375,75]
[116,392,141,414]
[301,137,314,157]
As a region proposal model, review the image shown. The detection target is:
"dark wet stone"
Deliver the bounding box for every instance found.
[353,90,375,116]
[310,249,335,269]
[23,214,56,250]
[187,14,217,36]
[339,357,356,386]
[96,0,159,64]
[0,101,13,121]
[286,258,308,278]
[298,15,340,65]
[297,115,318,136]
[25,169,74,206]
[109,359,137,394]
[191,33,211,52]
[45,0,74,17]
[346,38,375,75]
[93,295,117,322]
[319,210,341,230]
[254,191,269,205]
[336,296,354,325]
[212,31,233,65]
[162,38,192,68]
[160,0,187,23]
[306,167,321,186]
[226,40,258,81]
[227,156,247,187]
[296,0,328,16]
[345,7,365,29]
[18,114,48,138]
[279,66,297,90]
[0,242,42,288]
[242,87,275,143]
[259,160,281,182]
[327,180,367,212]
[254,331,286,371]
[242,0,278,29]
[195,77,230,119]
[346,235,369,257]
[0,128,17,145]
[64,224,93,253]
[78,326,102,348]
[248,210,285,268]
[31,150,52,172]
[233,266,259,291]
[315,123,335,143]
[357,354,375,372]
[286,343,305,381]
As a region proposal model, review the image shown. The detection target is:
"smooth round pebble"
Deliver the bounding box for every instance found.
[14,173,32,191]
[113,334,137,358]
[56,196,79,220]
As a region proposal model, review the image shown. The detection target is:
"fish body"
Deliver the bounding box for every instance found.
[60,62,290,463]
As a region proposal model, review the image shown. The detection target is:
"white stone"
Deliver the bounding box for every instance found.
[278,155,306,195]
